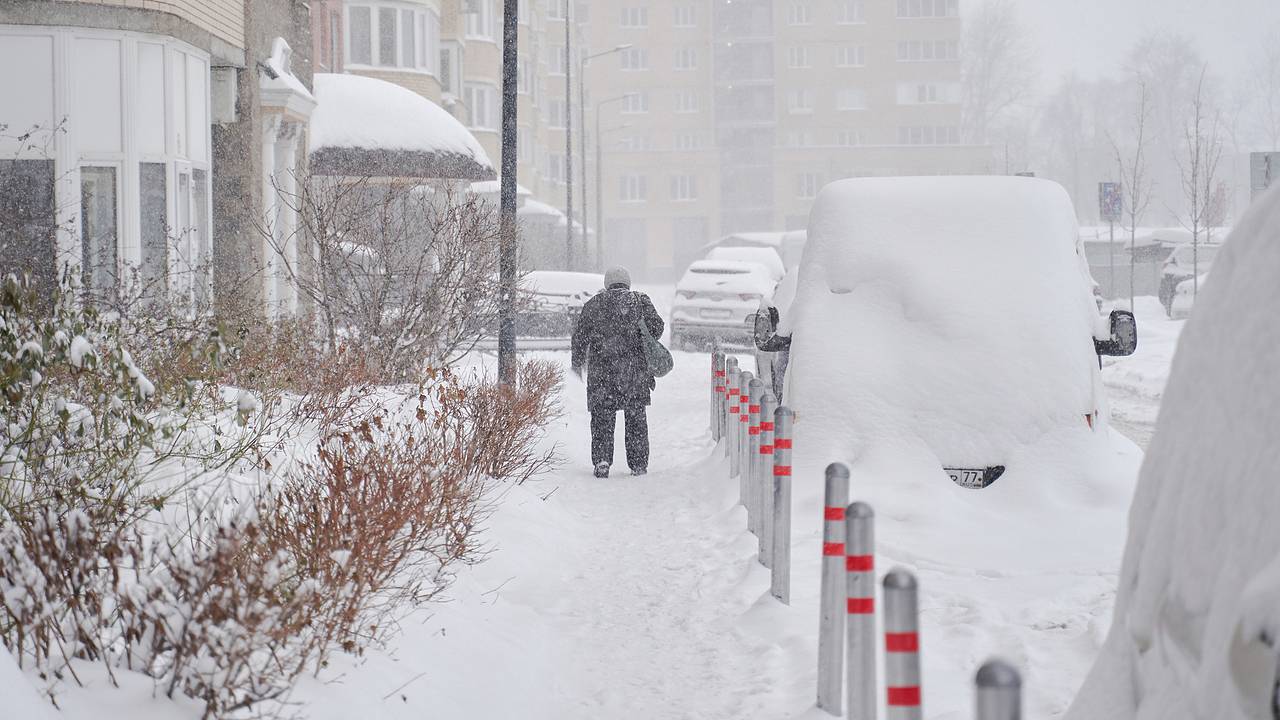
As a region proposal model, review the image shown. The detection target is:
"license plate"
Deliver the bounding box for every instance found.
[701,308,733,319]
[944,466,1005,490]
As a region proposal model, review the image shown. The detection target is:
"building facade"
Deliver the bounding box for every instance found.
[586,0,991,281]
[0,0,314,317]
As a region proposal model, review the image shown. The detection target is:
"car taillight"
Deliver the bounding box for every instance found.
[740,293,762,302]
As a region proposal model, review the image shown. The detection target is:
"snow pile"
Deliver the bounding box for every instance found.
[706,246,785,280]
[0,647,54,720]
[1065,187,1280,719]
[310,74,491,168]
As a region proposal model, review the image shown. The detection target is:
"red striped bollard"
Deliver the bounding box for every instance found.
[975,659,1021,720]
[746,378,764,536]
[757,392,776,567]
[817,463,849,715]
[846,501,876,720]
[770,406,794,604]
[726,360,741,471]
[711,349,726,441]
[737,370,754,483]
[884,568,922,720]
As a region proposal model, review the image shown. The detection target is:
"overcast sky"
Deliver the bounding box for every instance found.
[993,0,1280,94]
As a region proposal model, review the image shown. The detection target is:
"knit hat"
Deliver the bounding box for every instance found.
[604,266,631,289]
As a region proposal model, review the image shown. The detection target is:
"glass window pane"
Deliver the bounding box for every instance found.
[0,159,57,296]
[139,162,168,300]
[80,166,118,303]
[402,9,416,67]
[349,7,371,64]
[193,169,211,309]
[379,8,397,66]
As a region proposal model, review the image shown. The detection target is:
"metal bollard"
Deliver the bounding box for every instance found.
[884,568,923,720]
[737,371,754,484]
[746,378,764,536]
[711,349,725,441]
[817,463,850,715]
[770,406,794,604]
[757,393,776,567]
[975,659,1021,720]
[726,361,741,472]
[846,501,876,720]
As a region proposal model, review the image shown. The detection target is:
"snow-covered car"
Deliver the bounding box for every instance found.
[705,246,786,282]
[1158,242,1221,316]
[670,260,775,350]
[1168,273,1207,320]
[752,176,1137,491]
[515,270,603,337]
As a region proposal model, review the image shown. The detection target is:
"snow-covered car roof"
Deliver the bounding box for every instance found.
[677,260,774,294]
[706,246,785,281]
[786,176,1123,528]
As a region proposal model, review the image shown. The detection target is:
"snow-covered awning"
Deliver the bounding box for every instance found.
[469,179,532,196]
[309,73,494,181]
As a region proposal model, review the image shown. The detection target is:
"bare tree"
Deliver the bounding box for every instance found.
[1108,79,1154,311]
[268,174,507,377]
[961,0,1037,146]
[1174,66,1225,298]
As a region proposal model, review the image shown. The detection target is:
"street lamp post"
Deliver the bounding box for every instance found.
[563,1,574,271]
[579,44,632,271]
[594,93,633,271]
[498,0,519,384]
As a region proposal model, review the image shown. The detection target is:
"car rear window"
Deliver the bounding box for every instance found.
[691,267,749,275]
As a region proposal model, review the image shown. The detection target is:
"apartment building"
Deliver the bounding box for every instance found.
[587,0,991,281]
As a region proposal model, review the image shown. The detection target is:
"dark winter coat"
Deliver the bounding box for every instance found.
[571,288,664,412]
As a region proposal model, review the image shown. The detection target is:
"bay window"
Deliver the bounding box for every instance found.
[346,3,442,75]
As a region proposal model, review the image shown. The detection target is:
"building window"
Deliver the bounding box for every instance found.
[465,83,499,129]
[675,132,700,150]
[675,47,698,70]
[346,4,441,74]
[787,3,812,25]
[674,5,696,27]
[547,153,565,183]
[837,45,865,67]
[620,47,648,71]
[782,130,814,147]
[191,169,211,307]
[796,172,821,199]
[670,174,697,201]
[897,125,962,145]
[838,0,864,23]
[620,6,648,27]
[896,0,959,18]
[621,91,649,113]
[896,81,961,104]
[79,166,119,303]
[620,174,648,202]
[786,88,813,114]
[518,59,531,93]
[836,129,863,146]
[546,98,566,128]
[138,162,168,297]
[897,39,960,61]
[837,88,867,110]
[0,160,57,293]
[675,90,700,113]
[547,0,566,20]
[466,0,499,40]
[617,134,651,151]
[349,7,372,64]
[550,44,568,74]
[788,46,811,68]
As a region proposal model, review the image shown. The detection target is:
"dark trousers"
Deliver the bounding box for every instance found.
[590,407,649,471]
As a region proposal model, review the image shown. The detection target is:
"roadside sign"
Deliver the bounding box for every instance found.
[1251,152,1280,198]
[1098,182,1122,223]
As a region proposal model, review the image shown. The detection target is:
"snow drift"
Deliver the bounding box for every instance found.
[1065,187,1280,719]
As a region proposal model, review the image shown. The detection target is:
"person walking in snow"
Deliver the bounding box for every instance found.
[570,266,664,478]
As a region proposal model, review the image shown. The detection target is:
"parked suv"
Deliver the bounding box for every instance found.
[752,176,1136,491]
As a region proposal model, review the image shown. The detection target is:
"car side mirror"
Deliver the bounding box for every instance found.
[753,306,791,352]
[1095,309,1138,357]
